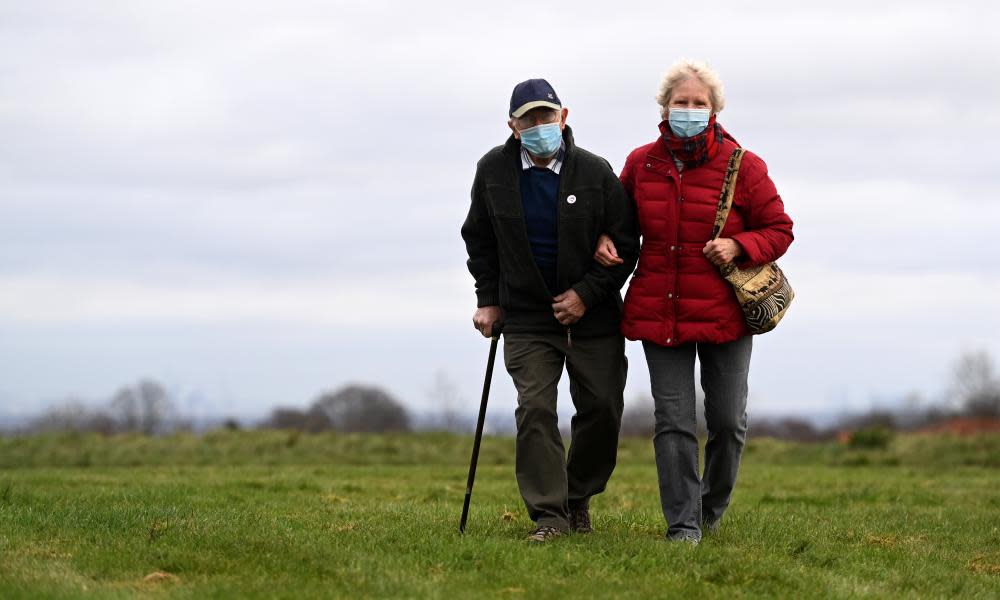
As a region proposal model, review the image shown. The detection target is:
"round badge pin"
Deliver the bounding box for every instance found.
[567,195,577,204]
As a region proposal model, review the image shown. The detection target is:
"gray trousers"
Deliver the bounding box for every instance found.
[642,336,753,539]
[503,332,626,531]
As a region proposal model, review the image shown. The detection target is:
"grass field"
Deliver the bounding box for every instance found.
[1,431,998,598]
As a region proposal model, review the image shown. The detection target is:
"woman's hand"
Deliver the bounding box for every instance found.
[593,234,623,267]
[703,238,743,266]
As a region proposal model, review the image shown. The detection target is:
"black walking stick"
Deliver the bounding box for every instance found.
[459,320,504,534]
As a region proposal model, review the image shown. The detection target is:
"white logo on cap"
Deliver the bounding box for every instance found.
[567,195,577,204]
[548,93,554,99]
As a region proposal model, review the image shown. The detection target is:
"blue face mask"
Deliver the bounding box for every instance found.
[519,122,562,158]
[668,108,711,138]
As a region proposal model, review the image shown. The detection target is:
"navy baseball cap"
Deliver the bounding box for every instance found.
[509,78,562,118]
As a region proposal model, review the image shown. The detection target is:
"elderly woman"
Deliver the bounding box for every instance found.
[595,59,793,544]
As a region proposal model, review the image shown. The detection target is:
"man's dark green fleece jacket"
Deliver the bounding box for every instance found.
[461,125,640,337]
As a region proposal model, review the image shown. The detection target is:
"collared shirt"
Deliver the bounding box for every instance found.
[520,140,565,174]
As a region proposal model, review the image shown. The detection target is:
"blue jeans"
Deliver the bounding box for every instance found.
[642,336,752,539]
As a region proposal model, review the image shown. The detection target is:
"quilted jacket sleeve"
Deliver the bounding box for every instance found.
[730,151,794,267]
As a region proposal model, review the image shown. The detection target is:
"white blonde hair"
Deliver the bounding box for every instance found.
[655,59,725,118]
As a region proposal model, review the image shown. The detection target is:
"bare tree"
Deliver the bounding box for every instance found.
[750,417,825,441]
[951,350,1000,417]
[619,395,655,437]
[311,384,410,433]
[27,400,116,435]
[109,379,175,434]
[23,380,175,436]
[427,370,464,432]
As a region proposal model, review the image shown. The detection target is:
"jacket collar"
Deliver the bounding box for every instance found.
[643,133,677,178]
[646,133,674,165]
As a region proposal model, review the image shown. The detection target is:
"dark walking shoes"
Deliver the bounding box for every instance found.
[569,501,592,534]
[526,526,563,543]
[525,499,591,542]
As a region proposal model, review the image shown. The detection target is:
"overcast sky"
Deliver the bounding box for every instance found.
[1,1,998,423]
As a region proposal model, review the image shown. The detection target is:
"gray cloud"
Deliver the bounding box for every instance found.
[1,1,998,416]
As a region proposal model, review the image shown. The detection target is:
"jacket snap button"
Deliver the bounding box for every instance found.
[668,293,673,298]
[567,195,577,204]
[666,338,672,344]
[645,163,651,168]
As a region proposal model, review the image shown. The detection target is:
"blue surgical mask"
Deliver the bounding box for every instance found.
[519,122,562,157]
[668,108,711,138]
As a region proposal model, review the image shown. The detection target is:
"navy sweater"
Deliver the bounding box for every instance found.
[519,166,560,295]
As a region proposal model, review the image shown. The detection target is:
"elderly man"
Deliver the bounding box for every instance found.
[461,79,639,542]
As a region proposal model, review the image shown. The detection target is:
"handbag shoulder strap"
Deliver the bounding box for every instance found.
[710,147,747,241]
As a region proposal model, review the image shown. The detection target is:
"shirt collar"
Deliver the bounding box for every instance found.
[520,140,565,174]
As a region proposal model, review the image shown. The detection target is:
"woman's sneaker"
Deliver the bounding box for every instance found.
[667,531,701,546]
[701,518,721,534]
[525,526,563,543]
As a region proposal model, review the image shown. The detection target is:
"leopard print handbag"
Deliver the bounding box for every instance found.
[710,148,794,334]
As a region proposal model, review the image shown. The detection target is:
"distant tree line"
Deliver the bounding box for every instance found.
[18,381,413,436]
[619,349,1000,441]
[26,379,177,435]
[7,349,999,440]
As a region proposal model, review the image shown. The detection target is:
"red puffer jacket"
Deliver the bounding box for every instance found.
[619,131,793,346]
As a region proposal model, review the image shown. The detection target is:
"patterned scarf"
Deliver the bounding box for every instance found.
[659,114,725,170]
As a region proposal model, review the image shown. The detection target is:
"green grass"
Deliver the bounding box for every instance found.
[0,432,998,598]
